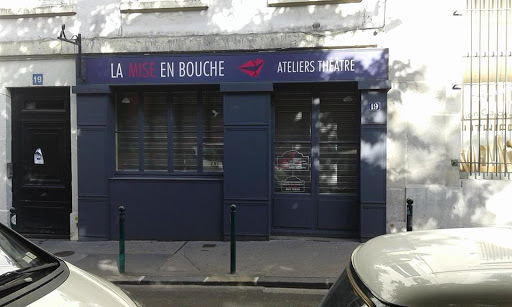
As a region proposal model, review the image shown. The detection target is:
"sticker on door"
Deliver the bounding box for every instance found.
[34,148,45,165]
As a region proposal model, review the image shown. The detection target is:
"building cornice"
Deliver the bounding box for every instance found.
[0,31,379,59]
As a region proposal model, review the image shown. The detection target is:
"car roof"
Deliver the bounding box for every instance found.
[352,227,512,306]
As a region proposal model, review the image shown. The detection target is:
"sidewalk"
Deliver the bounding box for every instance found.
[32,237,361,289]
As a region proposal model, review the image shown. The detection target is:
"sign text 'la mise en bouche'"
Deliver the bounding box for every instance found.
[85,49,388,84]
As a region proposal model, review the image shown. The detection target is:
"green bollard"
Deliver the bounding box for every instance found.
[230,204,237,274]
[119,206,125,274]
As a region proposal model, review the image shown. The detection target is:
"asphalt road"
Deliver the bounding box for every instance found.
[120,284,327,307]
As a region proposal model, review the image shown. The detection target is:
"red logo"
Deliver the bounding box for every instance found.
[239,59,264,77]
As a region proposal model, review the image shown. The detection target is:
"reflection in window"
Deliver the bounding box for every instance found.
[116,92,139,171]
[144,93,168,171]
[202,91,224,172]
[273,87,359,194]
[173,92,198,172]
[319,92,359,194]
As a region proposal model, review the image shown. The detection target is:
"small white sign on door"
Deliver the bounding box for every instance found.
[34,148,44,165]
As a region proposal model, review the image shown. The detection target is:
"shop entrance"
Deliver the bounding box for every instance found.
[11,88,71,237]
[272,83,360,237]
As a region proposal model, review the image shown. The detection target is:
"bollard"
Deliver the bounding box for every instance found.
[230,204,237,274]
[9,207,16,228]
[119,206,125,274]
[406,198,413,231]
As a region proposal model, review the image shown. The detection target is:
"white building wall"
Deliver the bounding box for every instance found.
[1,0,510,237]
[0,86,9,226]
[0,59,78,237]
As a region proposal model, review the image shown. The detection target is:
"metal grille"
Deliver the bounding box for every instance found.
[461,0,512,178]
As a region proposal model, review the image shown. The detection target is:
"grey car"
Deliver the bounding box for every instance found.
[320,227,512,307]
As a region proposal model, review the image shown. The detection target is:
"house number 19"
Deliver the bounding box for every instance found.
[32,74,44,85]
[368,102,380,111]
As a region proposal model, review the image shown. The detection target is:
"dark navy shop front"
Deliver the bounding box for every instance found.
[74,48,390,241]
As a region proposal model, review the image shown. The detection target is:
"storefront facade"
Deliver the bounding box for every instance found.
[4,0,512,242]
[74,49,389,240]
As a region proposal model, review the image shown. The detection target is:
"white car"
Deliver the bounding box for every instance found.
[320,227,512,306]
[0,222,140,306]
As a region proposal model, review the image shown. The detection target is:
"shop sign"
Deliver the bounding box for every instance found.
[281,176,306,192]
[276,150,309,170]
[85,49,388,84]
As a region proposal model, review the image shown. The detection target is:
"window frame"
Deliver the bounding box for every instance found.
[114,85,223,176]
[267,0,361,7]
[0,0,76,18]
[119,0,208,14]
[272,83,360,195]
[460,0,512,179]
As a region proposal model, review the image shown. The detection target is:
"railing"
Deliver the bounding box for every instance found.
[461,0,512,178]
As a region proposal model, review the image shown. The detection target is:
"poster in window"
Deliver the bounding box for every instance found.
[276,150,309,171]
[281,176,305,192]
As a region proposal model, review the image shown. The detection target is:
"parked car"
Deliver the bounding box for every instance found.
[320,227,512,307]
[0,222,140,306]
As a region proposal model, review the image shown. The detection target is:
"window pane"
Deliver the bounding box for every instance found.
[203,91,224,172]
[320,92,359,142]
[116,92,139,171]
[173,92,198,172]
[319,91,359,193]
[117,133,139,170]
[319,144,358,193]
[144,132,167,171]
[144,93,168,171]
[274,90,312,193]
[275,91,311,141]
[274,144,312,193]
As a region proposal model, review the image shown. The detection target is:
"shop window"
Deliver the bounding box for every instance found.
[319,92,359,193]
[460,0,512,178]
[143,93,168,171]
[116,92,139,171]
[274,85,359,194]
[274,91,313,193]
[173,92,198,172]
[202,91,224,172]
[115,88,223,174]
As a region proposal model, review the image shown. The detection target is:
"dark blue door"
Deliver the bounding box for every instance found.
[11,88,71,237]
[272,84,360,237]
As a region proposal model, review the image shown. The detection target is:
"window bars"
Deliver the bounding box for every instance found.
[461,0,512,178]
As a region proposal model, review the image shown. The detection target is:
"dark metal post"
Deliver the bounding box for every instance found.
[76,33,83,82]
[406,198,413,231]
[9,207,16,228]
[119,206,125,274]
[230,204,237,274]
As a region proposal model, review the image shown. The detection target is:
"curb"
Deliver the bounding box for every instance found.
[109,275,336,289]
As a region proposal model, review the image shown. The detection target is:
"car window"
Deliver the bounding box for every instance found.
[0,223,63,302]
[0,230,46,275]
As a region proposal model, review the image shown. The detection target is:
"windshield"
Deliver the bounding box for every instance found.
[0,223,63,302]
[0,230,47,276]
